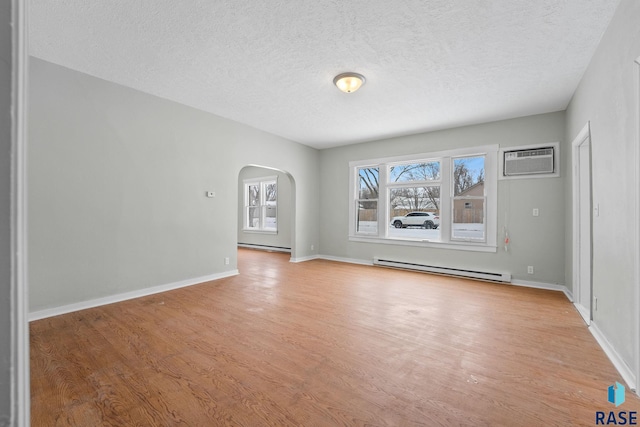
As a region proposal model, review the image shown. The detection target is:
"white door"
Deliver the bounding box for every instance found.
[572,124,592,324]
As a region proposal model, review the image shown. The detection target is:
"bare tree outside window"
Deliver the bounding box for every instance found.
[389,162,441,213]
[264,182,277,230]
[452,156,485,240]
[390,187,441,213]
[453,158,484,196]
[247,184,260,228]
[390,162,440,182]
[359,168,379,199]
[356,168,379,233]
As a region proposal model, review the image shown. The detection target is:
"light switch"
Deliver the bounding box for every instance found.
[206,191,215,198]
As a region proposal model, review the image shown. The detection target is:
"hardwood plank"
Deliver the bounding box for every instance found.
[31,248,639,426]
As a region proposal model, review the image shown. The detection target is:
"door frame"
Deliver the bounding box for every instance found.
[634,57,640,396]
[11,0,30,423]
[571,122,593,325]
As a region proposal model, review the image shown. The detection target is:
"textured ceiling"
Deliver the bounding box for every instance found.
[29,0,620,149]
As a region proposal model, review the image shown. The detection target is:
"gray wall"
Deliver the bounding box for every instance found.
[319,111,567,284]
[0,0,12,424]
[28,57,319,312]
[237,166,292,250]
[565,0,639,371]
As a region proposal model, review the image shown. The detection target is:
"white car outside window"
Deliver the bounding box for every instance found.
[391,212,440,229]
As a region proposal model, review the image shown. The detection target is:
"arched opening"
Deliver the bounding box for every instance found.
[237,165,296,260]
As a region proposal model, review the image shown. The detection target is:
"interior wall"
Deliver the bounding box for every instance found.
[0,0,13,423]
[319,111,567,285]
[237,166,292,250]
[565,0,640,375]
[27,57,320,313]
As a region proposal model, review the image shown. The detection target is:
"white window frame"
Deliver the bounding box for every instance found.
[243,176,278,234]
[348,145,498,253]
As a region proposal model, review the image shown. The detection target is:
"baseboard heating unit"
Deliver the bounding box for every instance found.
[373,258,512,283]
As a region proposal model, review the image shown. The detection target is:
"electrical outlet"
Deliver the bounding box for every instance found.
[311,244,314,251]
[532,208,539,217]
[224,257,230,265]
[594,296,598,311]
[527,266,534,274]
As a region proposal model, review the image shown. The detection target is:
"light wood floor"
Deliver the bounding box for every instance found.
[31,248,639,426]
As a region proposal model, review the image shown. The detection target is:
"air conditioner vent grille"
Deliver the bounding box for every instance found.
[503,146,555,176]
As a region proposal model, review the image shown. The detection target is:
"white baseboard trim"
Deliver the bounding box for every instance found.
[290,254,375,265]
[29,270,239,322]
[289,255,320,263]
[511,279,573,302]
[563,288,575,303]
[317,255,374,266]
[589,321,637,392]
[573,303,591,326]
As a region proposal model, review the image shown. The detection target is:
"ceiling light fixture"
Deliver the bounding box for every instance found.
[333,72,366,93]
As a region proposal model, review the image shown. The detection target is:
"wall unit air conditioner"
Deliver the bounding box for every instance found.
[500,143,559,179]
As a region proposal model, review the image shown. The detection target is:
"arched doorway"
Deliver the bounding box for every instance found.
[237,165,296,259]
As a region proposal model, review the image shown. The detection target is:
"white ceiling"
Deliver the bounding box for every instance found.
[29,0,620,149]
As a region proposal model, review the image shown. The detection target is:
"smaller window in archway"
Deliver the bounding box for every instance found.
[243,177,277,232]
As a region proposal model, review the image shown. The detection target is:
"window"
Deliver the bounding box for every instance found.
[349,145,498,252]
[356,167,379,234]
[452,156,485,241]
[244,177,277,232]
[388,160,441,240]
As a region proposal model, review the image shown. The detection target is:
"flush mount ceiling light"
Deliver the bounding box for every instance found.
[333,72,366,93]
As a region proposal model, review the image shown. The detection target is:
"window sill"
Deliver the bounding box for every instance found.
[349,235,497,253]
[242,229,278,235]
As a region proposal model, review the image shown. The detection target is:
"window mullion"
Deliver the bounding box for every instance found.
[260,182,266,230]
[387,180,441,189]
[440,157,452,243]
[378,165,389,238]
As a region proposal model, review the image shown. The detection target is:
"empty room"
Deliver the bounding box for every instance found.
[3,0,640,425]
